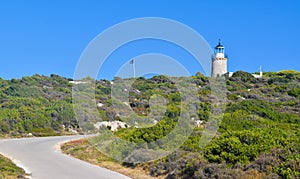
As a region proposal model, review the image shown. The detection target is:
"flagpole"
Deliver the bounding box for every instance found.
[132,59,136,78]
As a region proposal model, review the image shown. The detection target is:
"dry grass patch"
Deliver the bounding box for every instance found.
[61,139,164,179]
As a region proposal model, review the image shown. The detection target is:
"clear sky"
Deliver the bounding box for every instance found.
[0,0,299,80]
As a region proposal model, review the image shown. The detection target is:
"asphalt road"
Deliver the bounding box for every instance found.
[0,135,131,179]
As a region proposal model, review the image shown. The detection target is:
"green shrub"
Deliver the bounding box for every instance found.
[288,88,300,97]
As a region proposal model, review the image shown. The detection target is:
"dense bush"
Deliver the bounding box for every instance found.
[230,71,256,83]
[288,88,300,97]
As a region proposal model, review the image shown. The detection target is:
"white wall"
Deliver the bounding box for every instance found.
[212,58,227,77]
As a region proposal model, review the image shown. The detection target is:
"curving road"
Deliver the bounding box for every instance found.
[0,135,131,179]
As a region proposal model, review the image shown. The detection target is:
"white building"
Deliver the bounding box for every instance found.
[211,40,228,77]
[252,66,263,78]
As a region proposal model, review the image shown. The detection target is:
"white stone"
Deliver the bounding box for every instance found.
[238,95,245,100]
[94,121,129,131]
[97,103,104,107]
[68,128,78,134]
[123,102,130,107]
[69,81,87,85]
[195,120,203,127]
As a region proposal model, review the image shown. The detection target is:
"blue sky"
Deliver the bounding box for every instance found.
[0,0,299,80]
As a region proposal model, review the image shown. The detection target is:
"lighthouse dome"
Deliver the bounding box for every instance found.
[215,42,224,49]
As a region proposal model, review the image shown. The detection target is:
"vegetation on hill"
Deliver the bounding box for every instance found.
[0,154,26,178]
[1,71,300,178]
[0,74,77,137]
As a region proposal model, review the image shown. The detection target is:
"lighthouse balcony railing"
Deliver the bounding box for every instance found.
[211,54,229,59]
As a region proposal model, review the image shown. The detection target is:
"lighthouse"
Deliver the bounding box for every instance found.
[211,40,228,77]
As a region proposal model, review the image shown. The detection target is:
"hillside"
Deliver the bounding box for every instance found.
[0,71,299,178]
[0,154,26,178]
[0,74,77,137]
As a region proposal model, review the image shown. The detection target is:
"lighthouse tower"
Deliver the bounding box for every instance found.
[211,40,228,77]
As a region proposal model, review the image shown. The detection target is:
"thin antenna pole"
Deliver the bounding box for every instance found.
[259,65,262,77]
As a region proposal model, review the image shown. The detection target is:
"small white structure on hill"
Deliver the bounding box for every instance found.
[252,66,263,78]
[211,40,228,77]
